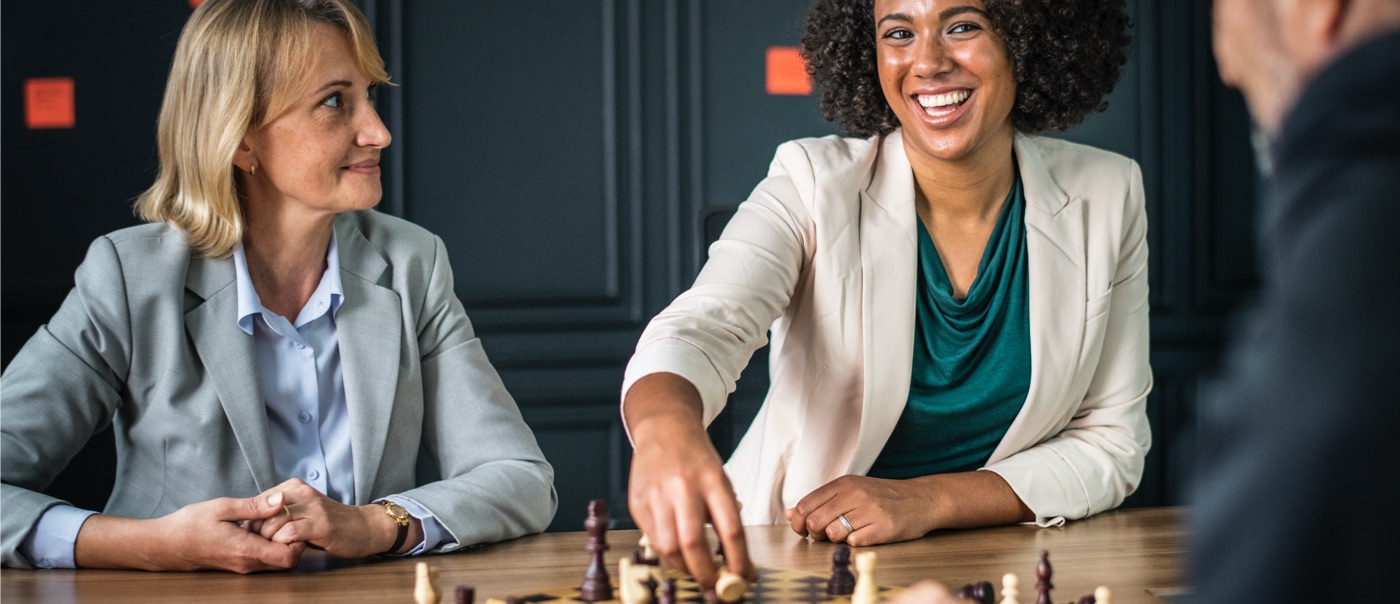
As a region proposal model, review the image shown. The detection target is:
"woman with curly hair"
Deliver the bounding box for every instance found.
[621,0,1146,587]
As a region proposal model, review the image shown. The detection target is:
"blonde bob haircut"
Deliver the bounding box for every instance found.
[135,0,391,258]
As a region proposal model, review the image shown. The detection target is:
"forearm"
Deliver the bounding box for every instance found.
[911,471,1033,531]
[623,372,708,444]
[74,515,164,570]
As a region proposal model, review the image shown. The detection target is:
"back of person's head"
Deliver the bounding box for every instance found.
[135,0,390,258]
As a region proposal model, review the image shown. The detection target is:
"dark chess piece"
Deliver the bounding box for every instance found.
[658,578,677,604]
[957,581,993,604]
[826,544,856,595]
[1077,596,1096,604]
[1035,550,1053,604]
[455,585,475,604]
[580,499,613,602]
[972,581,994,604]
[643,576,659,603]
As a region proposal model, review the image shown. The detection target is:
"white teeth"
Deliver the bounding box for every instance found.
[917,90,970,108]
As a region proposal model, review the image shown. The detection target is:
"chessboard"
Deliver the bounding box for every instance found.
[484,565,903,604]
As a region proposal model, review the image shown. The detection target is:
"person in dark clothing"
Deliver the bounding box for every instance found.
[1194,0,1400,601]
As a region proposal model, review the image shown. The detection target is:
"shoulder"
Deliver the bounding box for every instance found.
[773,134,880,171]
[1021,135,1139,185]
[75,223,192,289]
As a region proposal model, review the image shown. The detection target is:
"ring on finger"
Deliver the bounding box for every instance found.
[284,505,294,521]
[837,513,854,533]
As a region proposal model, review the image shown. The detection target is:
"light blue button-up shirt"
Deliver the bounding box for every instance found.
[20,234,452,568]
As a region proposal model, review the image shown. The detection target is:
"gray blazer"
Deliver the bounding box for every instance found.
[0,210,557,568]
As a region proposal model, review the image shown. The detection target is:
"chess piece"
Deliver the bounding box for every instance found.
[1076,596,1095,604]
[580,499,613,602]
[638,534,660,565]
[643,576,659,603]
[415,562,439,604]
[658,578,677,604]
[972,581,995,604]
[1034,550,1053,604]
[852,551,879,604]
[999,573,1020,604]
[827,544,856,595]
[455,585,475,604]
[715,568,748,603]
[1093,586,1112,604]
[619,556,642,604]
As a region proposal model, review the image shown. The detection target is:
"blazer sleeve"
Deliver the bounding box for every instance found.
[392,235,557,551]
[621,142,815,433]
[2,236,130,567]
[984,160,1153,524]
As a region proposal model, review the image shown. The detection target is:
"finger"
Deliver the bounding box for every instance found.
[802,496,850,540]
[212,491,285,523]
[258,504,293,540]
[645,497,688,573]
[237,530,303,571]
[823,513,854,543]
[844,520,884,548]
[673,493,719,590]
[706,489,756,582]
[789,485,838,538]
[271,518,309,545]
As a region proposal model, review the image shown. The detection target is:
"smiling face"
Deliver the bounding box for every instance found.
[874,0,1015,165]
[238,23,391,220]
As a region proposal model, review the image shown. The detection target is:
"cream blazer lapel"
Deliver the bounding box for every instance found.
[333,216,403,504]
[850,130,918,474]
[987,135,1087,461]
[184,253,279,491]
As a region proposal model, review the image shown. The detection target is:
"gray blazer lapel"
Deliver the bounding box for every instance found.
[993,135,1087,457]
[184,254,278,491]
[334,217,402,504]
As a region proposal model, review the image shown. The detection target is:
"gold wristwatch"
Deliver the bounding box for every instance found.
[377,500,411,555]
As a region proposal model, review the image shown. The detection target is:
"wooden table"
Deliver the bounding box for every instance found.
[0,507,1187,604]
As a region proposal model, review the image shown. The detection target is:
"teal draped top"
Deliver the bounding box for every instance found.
[866,175,1032,479]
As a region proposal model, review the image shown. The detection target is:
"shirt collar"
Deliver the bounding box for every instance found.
[234,231,344,335]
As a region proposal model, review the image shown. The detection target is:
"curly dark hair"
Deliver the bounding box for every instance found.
[801,0,1130,137]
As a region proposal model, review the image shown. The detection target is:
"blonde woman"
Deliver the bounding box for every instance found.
[0,0,555,572]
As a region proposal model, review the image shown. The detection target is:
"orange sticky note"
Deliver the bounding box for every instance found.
[189,0,203,8]
[766,47,811,96]
[25,77,75,130]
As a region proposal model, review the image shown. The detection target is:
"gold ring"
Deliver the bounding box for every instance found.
[283,505,293,521]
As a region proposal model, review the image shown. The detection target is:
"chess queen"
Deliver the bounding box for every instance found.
[622,0,1147,583]
[1,0,555,571]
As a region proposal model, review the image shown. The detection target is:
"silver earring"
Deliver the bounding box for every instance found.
[250,163,257,175]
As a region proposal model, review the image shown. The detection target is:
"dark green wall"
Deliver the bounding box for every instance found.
[2,0,1255,532]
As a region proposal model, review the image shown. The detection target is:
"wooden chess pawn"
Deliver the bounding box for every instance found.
[1094,586,1112,604]
[455,585,475,604]
[852,551,879,604]
[415,562,440,604]
[999,573,1019,604]
[827,544,856,595]
[715,568,749,604]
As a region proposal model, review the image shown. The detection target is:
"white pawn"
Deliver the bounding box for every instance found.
[852,551,879,604]
[415,562,439,604]
[1093,586,1112,604]
[999,573,1019,604]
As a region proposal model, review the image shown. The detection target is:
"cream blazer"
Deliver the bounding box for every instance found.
[623,130,1151,527]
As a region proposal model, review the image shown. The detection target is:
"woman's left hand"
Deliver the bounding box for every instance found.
[252,479,409,558]
[784,475,936,546]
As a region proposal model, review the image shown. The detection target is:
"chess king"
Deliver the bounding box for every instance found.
[622,0,1147,590]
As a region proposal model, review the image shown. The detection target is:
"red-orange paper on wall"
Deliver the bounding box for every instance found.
[26,77,76,130]
[766,47,812,96]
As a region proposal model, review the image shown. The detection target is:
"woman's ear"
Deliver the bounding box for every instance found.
[233,135,257,173]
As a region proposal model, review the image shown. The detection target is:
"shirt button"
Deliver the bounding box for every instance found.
[298,412,312,424]
[308,469,320,480]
